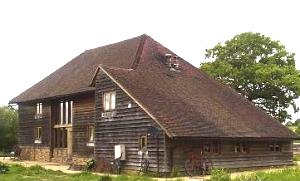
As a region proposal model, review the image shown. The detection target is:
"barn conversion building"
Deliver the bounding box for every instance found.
[10,34,298,174]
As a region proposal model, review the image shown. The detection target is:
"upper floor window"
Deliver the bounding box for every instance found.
[103,91,116,111]
[270,143,281,152]
[35,103,42,119]
[59,101,73,125]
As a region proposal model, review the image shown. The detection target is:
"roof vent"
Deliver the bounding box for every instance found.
[164,54,180,72]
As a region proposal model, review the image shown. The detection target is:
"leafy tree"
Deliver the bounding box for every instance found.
[295,118,300,126]
[0,106,18,152]
[295,125,300,135]
[285,121,294,126]
[201,32,300,123]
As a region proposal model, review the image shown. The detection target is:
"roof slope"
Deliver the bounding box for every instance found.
[98,36,298,139]
[11,34,297,139]
[10,35,144,103]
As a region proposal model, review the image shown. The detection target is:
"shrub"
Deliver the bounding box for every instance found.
[99,175,112,181]
[293,154,300,161]
[295,126,300,135]
[170,166,181,177]
[210,168,231,181]
[85,158,96,171]
[0,161,9,174]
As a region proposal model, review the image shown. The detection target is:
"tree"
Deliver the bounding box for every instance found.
[0,106,18,152]
[295,118,300,126]
[295,125,300,135]
[285,121,294,126]
[201,32,300,123]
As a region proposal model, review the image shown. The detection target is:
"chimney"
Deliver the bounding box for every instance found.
[164,53,180,71]
[165,54,172,67]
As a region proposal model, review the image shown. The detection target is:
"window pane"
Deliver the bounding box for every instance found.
[111,92,116,110]
[69,101,73,124]
[36,103,39,115]
[88,126,95,142]
[104,93,110,110]
[60,102,64,124]
[40,103,43,114]
[140,136,147,150]
[65,102,68,124]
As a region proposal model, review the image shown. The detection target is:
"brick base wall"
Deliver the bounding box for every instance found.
[51,148,69,163]
[72,154,92,165]
[20,146,50,162]
[19,146,93,167]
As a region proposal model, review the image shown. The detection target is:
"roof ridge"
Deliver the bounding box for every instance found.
[131,34,147,69]
[100,64,133,71]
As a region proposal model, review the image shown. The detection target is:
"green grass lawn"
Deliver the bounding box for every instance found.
[0,164,100,181]
[0,163,163,181]
[232,167,300,181]
[2,162,300,181]
[209,167,300,181]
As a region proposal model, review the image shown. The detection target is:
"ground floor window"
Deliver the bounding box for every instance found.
[203,142,221,154]
[87,126,95,143]
[269,143,281,152]
[139,135,147,151]
[234,142,249,153]
[54,128,68,148]
[34,127,42,143]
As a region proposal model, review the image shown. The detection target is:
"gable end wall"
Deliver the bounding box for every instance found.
[95,71,170,173]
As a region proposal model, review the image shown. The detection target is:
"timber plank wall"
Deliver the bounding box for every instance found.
[72,94,95,157]
[171,139,293,171]
[18,103,51,147]
[95,72,170,173]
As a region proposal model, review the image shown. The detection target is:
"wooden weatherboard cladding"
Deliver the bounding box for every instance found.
[18,102,51,147]
[95,71,170,173]
[71,94,95,157]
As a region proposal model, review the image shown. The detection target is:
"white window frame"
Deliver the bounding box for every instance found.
[59,101,73,125]
[35,127,42,141]
[103,91,116,111]
[70,101,73,124]
[60,102,64,124]
[65,101,69,124]
[36,103,42,115]
[88,126,95,142]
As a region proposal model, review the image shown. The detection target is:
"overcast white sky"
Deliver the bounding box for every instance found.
[0,0,299,120]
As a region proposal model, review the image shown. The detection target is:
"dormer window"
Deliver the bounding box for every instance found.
[35,103,42,119]
[103,91,116,111]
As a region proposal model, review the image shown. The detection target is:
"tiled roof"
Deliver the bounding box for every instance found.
[10,35,143,103]
[97,35,298,139]
[11,34,298,139]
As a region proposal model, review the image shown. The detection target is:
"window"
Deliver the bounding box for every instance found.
[35,103,43,119]
[103,91,116,111]
[203,142,220,154]
[203,143,211,153]
[234,142,248,153]
[59,101,73,125]
[139,136,147,150]
[87,126,95,142]
[35,127,42,142]
[270,143,281,152]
